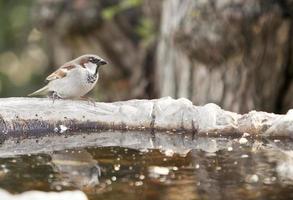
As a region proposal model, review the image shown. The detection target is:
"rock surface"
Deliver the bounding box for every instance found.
[0,189,87,200]
[0,97,292,139]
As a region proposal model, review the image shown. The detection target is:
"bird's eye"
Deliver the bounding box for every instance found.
[89,57,98,63]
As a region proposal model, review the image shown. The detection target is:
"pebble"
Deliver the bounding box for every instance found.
[239,137,248,144]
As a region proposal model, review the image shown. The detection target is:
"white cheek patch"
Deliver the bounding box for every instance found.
[84,62,97,74]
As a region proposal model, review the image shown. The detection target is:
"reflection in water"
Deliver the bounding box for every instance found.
[264,142,293,185]
[275,151,293,183]
[50,149,101,190]
[0,131,237,157]
[0,132,293,199]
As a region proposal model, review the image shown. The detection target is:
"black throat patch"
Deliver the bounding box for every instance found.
[87,73,97,84]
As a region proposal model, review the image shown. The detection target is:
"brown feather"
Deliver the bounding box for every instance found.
[62,64,76,70]
[46,64,76,81]
[46,69,66,81]
[78,57,88,68]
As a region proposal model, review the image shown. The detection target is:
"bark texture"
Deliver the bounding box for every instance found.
[156,0,293,113]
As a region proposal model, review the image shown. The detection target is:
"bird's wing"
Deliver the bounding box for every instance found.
[46,63,77,81]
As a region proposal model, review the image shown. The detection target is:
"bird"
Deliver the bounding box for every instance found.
[28,54,107,101]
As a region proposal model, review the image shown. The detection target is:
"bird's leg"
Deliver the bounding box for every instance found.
[80,96,96,106]
[48,91,61,104]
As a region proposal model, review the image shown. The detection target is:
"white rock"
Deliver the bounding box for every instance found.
[0,189,87,200]
[163,149,174,157]
[264,111,293,137]
[59,125,68,133]
[148,166,170,177]
[246,174,259,183]
[239,137,248,144]
[227,147,233,151]
[242,132,250,137]
[154,97,194,130]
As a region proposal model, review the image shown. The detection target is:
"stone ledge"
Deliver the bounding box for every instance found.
[0,97,292,138]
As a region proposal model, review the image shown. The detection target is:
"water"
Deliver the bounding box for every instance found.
[0,131,293,200]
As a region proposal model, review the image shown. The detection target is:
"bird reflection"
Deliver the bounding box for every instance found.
[50,149,101,190]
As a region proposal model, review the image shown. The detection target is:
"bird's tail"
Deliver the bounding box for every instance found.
[28,85,49,96]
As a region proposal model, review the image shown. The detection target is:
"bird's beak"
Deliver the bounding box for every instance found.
[99,60,107,65]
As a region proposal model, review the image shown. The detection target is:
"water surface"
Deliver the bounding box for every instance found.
[0,131,293,200]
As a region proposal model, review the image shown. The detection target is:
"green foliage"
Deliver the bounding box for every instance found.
[0,0,33,53]
[102,0,142,20]
[0,1,41,97]
[136,18,155,42]
[101,0,155,43]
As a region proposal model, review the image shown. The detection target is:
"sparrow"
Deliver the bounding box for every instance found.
[28,54,107,100]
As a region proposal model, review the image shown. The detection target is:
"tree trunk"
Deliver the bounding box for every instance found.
[156,0,293,113]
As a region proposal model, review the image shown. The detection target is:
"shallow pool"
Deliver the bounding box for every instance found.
[0,131,293,200]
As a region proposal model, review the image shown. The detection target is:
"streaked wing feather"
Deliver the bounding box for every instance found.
[46,63,76,81]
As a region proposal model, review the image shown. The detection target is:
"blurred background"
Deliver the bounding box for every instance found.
[0,0,292,114]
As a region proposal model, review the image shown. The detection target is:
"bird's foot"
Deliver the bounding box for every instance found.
[48,91,61,104]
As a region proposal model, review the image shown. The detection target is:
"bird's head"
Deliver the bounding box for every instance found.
[76,54,108,75]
